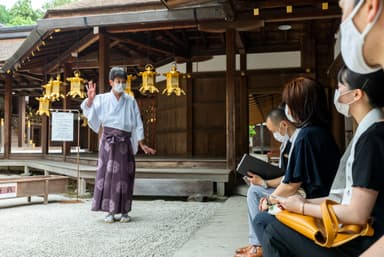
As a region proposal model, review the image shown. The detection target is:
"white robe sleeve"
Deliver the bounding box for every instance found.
[130,99,145,154]
[80,97,101,133]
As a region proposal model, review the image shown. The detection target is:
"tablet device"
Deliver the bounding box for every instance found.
[236,153,285,179]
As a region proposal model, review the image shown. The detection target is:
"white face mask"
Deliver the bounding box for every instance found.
[340,0,383,74]
[273,131,285,143]
[113,83,126,94]
[273,124,289,143]
[333,89,353,118]
[285,105,296,123]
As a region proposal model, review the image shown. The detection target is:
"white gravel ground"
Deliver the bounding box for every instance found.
[0,196,221,257]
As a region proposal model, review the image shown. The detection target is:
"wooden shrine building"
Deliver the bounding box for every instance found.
[0,0,346,196]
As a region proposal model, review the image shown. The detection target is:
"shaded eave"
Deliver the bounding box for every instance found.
[2,4,226,72]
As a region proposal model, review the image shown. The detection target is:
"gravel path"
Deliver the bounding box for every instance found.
[0,196,221,257]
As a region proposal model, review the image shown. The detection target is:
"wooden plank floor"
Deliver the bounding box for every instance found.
[0,158,231,196]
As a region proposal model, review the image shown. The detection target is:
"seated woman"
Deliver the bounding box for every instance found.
[261,67,384,257]
[242,77,341,257]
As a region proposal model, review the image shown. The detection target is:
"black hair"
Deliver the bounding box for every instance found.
[109,67,127,81]
[266,108,287,126]
[338,66,384,108]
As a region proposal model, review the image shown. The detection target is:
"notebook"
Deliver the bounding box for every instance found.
[236,153,285,179]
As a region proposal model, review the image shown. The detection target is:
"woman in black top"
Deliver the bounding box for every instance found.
[248,77,340,257]
[261,67,384,257]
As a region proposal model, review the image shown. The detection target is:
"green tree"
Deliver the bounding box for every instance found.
[8,0,40,25]
[0,5,10,25]
[43,0,76,10]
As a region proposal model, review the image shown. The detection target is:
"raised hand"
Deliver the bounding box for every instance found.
[86,80,96,107]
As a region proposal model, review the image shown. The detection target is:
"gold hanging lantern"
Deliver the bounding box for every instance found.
[138,64,159,94]
[125,74,136,97]
[80,114,88,127]
[42,78,53,99]
[66,70,86,98]
[162,64,186,96]
[51,74,65,101]
[35,97,51,116]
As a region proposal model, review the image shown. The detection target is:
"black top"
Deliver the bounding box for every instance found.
[280,141,291,171]
[283,126,340,198]
[353,121,384,238]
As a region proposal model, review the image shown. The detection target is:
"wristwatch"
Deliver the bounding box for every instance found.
[261,179,268,189]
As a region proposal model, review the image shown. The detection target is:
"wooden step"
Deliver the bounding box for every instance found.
[0,159,231,196]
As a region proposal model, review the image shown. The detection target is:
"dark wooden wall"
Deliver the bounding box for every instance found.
[192,76,227,157]
[155,80,189,155]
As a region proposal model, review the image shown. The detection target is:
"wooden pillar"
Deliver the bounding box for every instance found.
[41,74,49,155]
[226,29,236,170]
[239,53,248,156]
[98,30,109,94]
[41,116,49,154]
[4,74,12,158]
[301,24,316,74]
[88,30,109,152]
[62,63,72,157]
[18,96,26,147]
[186,60,193,156]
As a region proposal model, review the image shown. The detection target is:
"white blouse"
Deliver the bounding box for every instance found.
[341,108,384,205]
[81,91,144,154]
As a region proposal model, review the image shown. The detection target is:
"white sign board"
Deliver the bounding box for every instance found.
[51,112,74,141]
[0,183,17,198]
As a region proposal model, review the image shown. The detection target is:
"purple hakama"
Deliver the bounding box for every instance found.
[91,127,135,214]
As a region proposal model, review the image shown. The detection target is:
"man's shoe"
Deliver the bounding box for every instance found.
[120,214,131,223]
[234,246,262,257]
[235,245,253,254]
[104,214,115,223]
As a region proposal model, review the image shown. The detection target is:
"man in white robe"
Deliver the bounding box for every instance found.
[81,67,156,223]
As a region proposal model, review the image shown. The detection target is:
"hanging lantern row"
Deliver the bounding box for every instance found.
[35,63,186,117]
[162,64,186,96]
[138,64,160,95]
[35,97,51,116]
[51,74,65,101]
[125,74,136,97]
[137,64,188,96]
[36,71,87,116]
[67,70,86,98]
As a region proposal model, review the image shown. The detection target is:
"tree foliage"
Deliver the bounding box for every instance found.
[0,5,10,25]
[8,0,41,25]
[43,0,75,10]
[2,0,77,26]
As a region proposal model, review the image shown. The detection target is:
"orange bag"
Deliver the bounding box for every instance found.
[275,199,374,247]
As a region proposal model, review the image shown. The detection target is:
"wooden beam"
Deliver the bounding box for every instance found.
[186,61,193,156]
[236,31,245,54]
[46,32,99,73]
[18,96,26,147]
[162,0,214,9]
[226,28,236,171]
[253,7,341,23]
[198,20,264,33]
[4,74,12,158]
[164,30,187,49]
[106,24,197,33]
[239,53,248,156]
[38,6,225,31]
[301,24,316,71]
[118,37,173,56]
[236,0,339,9]
[63,63,72,157]
[98,31,109,93]
[188,41,300,56]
